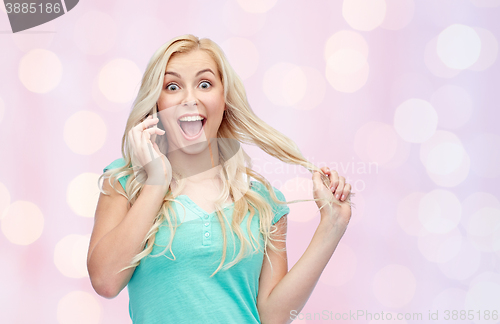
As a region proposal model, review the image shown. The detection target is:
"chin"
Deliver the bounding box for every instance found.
[176,141,210,155]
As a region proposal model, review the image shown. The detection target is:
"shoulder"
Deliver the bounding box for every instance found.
[250,181,289,224]
[103,158,129,173]
[250,181,286,202]
[102,158,131,192]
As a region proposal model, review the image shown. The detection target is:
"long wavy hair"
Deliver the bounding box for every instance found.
[98,34,355,277]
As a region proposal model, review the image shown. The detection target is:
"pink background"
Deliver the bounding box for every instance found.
[1,0,499,323]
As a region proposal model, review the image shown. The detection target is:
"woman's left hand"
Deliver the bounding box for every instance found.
[312,166,352,229]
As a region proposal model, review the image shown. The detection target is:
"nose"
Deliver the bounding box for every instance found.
[181,88,198,107]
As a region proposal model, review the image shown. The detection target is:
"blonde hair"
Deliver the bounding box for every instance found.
[98,34,355,277]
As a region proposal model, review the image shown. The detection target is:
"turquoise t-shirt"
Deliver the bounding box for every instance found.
[103,158,290,324]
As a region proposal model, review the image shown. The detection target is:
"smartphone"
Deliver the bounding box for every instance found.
[151,104,158,144]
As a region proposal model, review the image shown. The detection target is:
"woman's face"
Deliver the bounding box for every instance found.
[157,49,225,155]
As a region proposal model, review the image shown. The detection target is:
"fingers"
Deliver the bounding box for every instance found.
[312,170,323,189]
[320,167,351,202]
[144,117,165,145]
[128,115,165,166]
[340,183,352,202]
[320,167,339,191]
[312,171,329,210]
[334,174,345,200]
[140,115,157,129]
[143,131,156,161]
[136,117,164,144]
[129,116,151,149]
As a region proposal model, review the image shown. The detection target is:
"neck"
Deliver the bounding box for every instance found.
[167,138,221,181]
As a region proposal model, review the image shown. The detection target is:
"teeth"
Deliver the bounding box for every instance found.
[179,116,204,122]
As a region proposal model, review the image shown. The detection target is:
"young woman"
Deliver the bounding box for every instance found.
[87,34,354,324]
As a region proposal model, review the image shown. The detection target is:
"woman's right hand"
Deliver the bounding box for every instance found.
[128,115,172,188]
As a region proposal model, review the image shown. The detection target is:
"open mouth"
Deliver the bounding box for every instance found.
[177,116,206,139]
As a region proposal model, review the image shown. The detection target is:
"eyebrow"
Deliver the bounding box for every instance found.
[164,69,215,78]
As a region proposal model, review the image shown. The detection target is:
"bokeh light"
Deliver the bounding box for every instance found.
[466,133,500,179]
[326,59,370,93]
[430,85,473,129]
[417,227,462,263]
[324,30,370,93]
[236,0,278,13]
[324,30,369,61]
[281,66,308,105]
[342,0,386,31]
[365,123,398,165]
[319,243,357,286]
[470,271,500,287]
[389,72,434,115]
[424,36,461,78]
[263,62,307,106]
[437,24,481,70]
[54,234,91,278]
[418,130,464,163]
[372,264,416,308]
[394,99,438,143]
[0,182,11,218]
[465,281,500,317]
[466,206,500,252]
[425,142,465,175]
[432,288,467,311]
[116,15,167,60]
[67,173,101,218]
[18,49,63,93]
[354,121,410,168]
[397,192,427,236]
[380,0,415,30]
[421,130,471,187]
[222,37,259,80]
[418,189,461,234]
[262,62,296,106]
[98,58,142,103]
[438,240,481,280]
[1,201,44,245]
[279,177,317,223]
[57,291,101,324]
[328,49,367,74]
[11,20,55,52]
[73,11,117,56]
[468,27,498,71]
[63,111,107,155]
[347,191,364,226]
[325,52,369,93]
[430,154,468,188]
[223,0,266,36]
[292,67,326,111]
[461,192,500,228]
[54,234,90,278]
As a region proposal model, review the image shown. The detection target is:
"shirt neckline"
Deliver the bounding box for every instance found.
[173,181,256,217]
[175,194,235,216]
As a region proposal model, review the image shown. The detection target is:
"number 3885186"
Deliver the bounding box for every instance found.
[5,2,61,14]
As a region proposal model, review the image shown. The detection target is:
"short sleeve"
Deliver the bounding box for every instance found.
[103,158,130,191]
[250,181,290,225]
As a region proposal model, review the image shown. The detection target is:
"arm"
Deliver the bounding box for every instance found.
[257,167,352,324]
[87,178,167,299]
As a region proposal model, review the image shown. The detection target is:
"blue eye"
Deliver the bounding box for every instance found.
[199,81,211,89]
[167,83,179,91]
